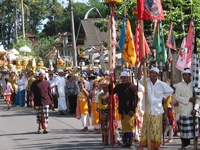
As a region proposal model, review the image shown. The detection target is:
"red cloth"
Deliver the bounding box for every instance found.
[137,0,165,20]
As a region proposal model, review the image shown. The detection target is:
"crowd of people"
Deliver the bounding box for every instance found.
[0,61,200,150]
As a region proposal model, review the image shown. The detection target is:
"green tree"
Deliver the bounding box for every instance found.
[12,37,35,56]
[33,36,55,59]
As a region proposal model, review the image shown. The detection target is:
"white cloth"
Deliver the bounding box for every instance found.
[17,76,27,91]
[175,81,200,117]
[172,93,180,115]
[55,75,67,111]
[120,71,129,76]
[150,66,159,74]
[48,79,56,95]
[141,78,174,115]
[58,96,67,111]
[81,114,90,127]
[55,76,66,96]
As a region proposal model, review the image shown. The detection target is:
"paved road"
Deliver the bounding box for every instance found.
[0,99,197,150]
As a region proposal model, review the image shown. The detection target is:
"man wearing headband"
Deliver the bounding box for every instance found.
[137,60,174,150]
[109,70,138,149]
[175,68,200,150]
[31,69,53,134]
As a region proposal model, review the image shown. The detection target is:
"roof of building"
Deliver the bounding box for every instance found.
[25,33,37,38]
[81,18,108,46]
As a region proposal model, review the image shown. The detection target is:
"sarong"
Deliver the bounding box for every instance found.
[140,114,162,148]
[121,114,136,133]
[35,105,49,130]
[179,115,198,139]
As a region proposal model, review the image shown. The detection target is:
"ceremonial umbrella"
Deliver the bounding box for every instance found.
[19,45,31,55]
[0,45,7,55]
[10,48,19,55]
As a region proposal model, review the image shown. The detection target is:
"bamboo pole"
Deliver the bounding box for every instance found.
[140,20,151,150]
[109,3,116,147]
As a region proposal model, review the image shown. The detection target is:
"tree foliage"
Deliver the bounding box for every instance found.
[12,37,35,56]
[0,0,199,56]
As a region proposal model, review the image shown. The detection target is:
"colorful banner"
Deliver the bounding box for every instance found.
[137,0,165,20]
[122,19,137,67]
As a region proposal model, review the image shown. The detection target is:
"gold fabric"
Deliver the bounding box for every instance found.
[121,114,135,133]
[140,114,162,148]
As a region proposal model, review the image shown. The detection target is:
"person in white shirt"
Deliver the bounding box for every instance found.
[55,69,67,115]
[137,61,173,150]
[175,68,200,150]
[48,73,57,110]
[15,72,27,107]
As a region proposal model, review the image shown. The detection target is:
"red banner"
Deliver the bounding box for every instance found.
[137,0,165,20]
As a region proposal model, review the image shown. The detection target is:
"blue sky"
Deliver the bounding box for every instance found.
[63,0,89,6]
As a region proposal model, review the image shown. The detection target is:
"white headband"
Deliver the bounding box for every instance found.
[120,71,130,77]
[182,68,192,74]
[150,66,159,74]
[57,69,64,73]
[39,69,45,74]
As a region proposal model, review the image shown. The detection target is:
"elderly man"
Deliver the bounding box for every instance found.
[109,71,138,149]
[31,69,53,134]
[175,68,200,150]
[137,61,174,150]
[55,69,67,115]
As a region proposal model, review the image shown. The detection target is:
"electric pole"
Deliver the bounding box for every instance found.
[69,0,77,66]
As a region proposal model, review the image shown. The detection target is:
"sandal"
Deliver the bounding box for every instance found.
[43,130,49,134]
[80,128,88,132]
[37,130,42,134]
[166,139,173,143]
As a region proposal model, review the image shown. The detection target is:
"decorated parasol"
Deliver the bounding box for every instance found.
[19,45,31,55]
[10,48,19,55]
[0,45,7,55]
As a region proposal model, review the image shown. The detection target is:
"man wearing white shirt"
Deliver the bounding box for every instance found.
[137,61,173,150]
[55,69,67,115]
[175,68,200,150]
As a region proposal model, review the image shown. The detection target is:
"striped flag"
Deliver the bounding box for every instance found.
[191,23,200,97]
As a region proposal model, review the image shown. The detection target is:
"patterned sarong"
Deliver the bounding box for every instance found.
[35,105,49,130]
[179,115,198,139]
[140,114,162,148]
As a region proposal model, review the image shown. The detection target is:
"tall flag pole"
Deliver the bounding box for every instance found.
[104,0,121,147]
[109,3,116,147]
[166,22,176,86]
[137,0,165,149]
[190,19,199,150]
